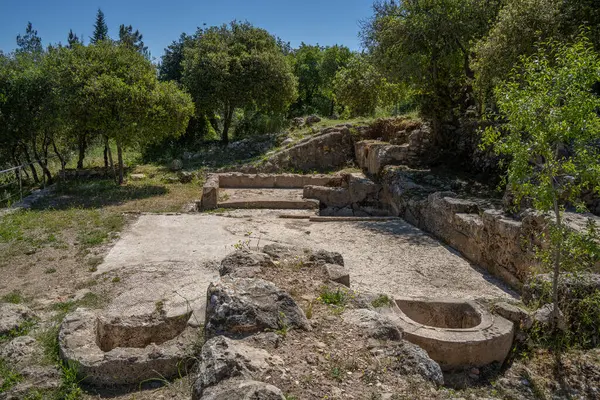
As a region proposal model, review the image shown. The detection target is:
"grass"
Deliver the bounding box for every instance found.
[1,290,25,304]
[0,318,37,343]
[0,358,23,393]
[371,294,394,308]
[319,286,349,307]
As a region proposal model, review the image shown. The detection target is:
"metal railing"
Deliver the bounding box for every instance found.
[0,156,59,205]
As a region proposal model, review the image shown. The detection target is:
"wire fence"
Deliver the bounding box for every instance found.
[0,156,61,206]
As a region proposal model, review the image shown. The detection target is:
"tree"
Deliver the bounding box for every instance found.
[159,33,193,82]
[16,22,42,55]
[67,29,82,48]
[50,42,193,183]
[182,21,297,144]
[362,0,504,139]
[91,9,109,43]
[118,24,149,59]
[333,55,399,117]
[481,36,600,327]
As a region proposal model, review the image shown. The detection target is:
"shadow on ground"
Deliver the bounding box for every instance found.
[30,180,168,210]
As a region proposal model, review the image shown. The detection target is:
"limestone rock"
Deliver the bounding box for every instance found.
[170,159,183,171]
[130,173,146,181]
[281,138,294,147]
[379,341,444,385]
[261,243,299,260]
[309,249,344,266]
[193,336,283,397]
[0,303,36,335]
[325,264,350,287]
[532,303,567,331]
[219,250,275,278]
[343,309,402,341]
[493,302,532,329]
[178,171,193,183]
[205,277,311,339]
[197,379,285,400]
[306,115,321,125]
[0,336,41,367]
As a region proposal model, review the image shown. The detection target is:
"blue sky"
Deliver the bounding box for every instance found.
[0,1,373,61]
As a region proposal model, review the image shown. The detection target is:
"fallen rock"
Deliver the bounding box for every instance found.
[309,249,344,266]
[261,243,300,260]
[343,309,402,341]
[532,303,567,331]
[281,138,294,147]
[170,159,183,171]
[205,277,311,339]
[178,171,194,183]
[219,250,275,278]
[0,303,36,336]
[493,302,533,330]
[306,115,321,125]
[130,173,146,181]
[192,336,283,397]
[325,264,350,287]
[378,341,444,385]
[197,379,285,400]
[0,336,41,367]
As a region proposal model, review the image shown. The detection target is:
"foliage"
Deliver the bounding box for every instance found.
[159,33,194,82]
[288,44,353,116]
[333,55,401,117]
[0,358,23,393]
[362,0,504,132]
[90,8,109,44]
[182,21,298,144]
[319,286,348,306]
[118,24,150,58]
[482,35,600,330]
[16,22,43,55]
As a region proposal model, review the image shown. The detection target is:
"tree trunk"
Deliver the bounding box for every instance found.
[77,134,87,169]
[221,106,234,145]
[107,139,117,184]
[552,195,563,329]
[330,99,335,116]
[116,141,124,185]
[51,139,66,169]
[22,147,40,183]
[103,136,109,169]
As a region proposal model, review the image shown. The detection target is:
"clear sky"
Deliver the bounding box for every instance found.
[0,0,373,61]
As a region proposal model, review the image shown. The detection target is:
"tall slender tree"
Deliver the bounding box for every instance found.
[67,29,82,48]
[16,22,42,54]
[91,9,109,43]
[118,24,150,59]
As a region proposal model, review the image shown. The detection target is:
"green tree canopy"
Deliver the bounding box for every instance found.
[482,36,600,322]
[182,21,297,144]
[91,9,109,43]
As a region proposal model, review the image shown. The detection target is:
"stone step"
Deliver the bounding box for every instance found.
[309,216,400,222]
[218,198,319,210]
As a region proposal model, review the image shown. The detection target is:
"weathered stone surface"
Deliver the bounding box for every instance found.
[170,159,183,171]
[219,250,275,278]
[303,186,351,208]
[178,171,194,183]
[261,243,300,260]
[305,115,321,125]
[325,264,350,287]
[192,336,283,398]
[376,341,444,385]
[130,173,146,181]
[205,277,311,339]
[493,302,533,330]
[532,304,567,331]
[201,174,219,210]
[58,308,196,386]
[197,379,285,400]
[308,249,344,266]
[0,336,41,367]
[0,303,36,335]
[343,309,402,340]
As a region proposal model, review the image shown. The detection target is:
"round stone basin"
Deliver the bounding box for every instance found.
[392,297,514,371]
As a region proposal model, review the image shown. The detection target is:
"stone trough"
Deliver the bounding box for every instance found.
[59,308,198,386]
[388,297,514,371]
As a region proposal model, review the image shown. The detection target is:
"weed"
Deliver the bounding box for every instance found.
[372,294,394,308]
[275,311,290,338]
[45,268,57,274]
[305,300,314,320]
[319,286,348,307]
[111,276,121,283]
[1,291,25,304]
[284,395,299,400]
[0,318,37,343]
[330,366,343,382]
[0,358,23,393]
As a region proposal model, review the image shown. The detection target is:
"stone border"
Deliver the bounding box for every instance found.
[59,309,196,386]
[199,173,342,210]
[387,298,514,371]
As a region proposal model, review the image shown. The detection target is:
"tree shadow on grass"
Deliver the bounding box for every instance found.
[30,179,168,210]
